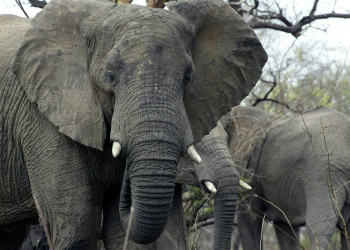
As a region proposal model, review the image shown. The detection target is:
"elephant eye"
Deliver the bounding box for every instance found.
[183,73,194,91]
[106,72,116,83]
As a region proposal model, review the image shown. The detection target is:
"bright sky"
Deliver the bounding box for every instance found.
[257,0,350,70]
[1,0,349,69]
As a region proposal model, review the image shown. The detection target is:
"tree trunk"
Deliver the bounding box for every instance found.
[146,0,167,8]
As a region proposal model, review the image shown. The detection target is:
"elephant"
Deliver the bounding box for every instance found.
[218,106,350,250]
[20,118,252,250]
[0,0,267,249]
[123,115,251,249]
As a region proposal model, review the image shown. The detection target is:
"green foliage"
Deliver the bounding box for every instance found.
[183,185,215,250]
[187,186,202,198]
[183,185,214,227]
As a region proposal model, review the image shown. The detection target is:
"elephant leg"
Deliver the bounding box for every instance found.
[237,210,263,250]
[29,184,102,249]
[340,207,350,250]
[305,190,346,250]
[102,184,126,250]
[274,222,301,250]
[20,224,47,250]
[26,143,102,249]
[237,194,264,250]
[0,226,29,250]
[231,226,240,250]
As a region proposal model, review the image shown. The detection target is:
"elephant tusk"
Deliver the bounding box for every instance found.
[239,180,252,190]
[112,142,121,158]
[187,145,202,164]
[204,181,217,193]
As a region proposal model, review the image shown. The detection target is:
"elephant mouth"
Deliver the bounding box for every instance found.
[110,139,201,164]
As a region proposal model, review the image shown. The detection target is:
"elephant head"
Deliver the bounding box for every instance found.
[12,0,267,244]
[220,106,274,178]
[177,121,241,249]
[176,107,273,249]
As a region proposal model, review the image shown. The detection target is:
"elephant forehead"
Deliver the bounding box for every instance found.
[108,30,193,70]
[99,5,192,49]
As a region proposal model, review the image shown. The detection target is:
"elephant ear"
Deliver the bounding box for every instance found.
[12,0,108,150]
[166,0,267,142]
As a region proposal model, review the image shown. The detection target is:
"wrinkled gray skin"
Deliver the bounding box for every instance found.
[0,0,267,248]
[124,120,241,249]
[221,106,350,250]
[21,121,239,250]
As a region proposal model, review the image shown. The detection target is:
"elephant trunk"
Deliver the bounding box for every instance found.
[195,124,239,250]
[115,90,192,244]
[213,171,239,250]
[119,157,176,244]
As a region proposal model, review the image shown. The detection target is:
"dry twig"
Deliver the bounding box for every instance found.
[33,194,54,250]
[15,0,29,18]
[122,206,135,250]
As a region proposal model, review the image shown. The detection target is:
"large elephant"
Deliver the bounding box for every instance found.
[20,119,248,250]
[0,0,267,248]
[220,106,350,250]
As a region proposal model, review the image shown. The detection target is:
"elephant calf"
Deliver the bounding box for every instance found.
[220,106,350,250]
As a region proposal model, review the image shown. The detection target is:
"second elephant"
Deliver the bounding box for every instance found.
[221,106,350,250]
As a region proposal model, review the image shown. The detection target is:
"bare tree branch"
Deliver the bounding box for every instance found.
[33,194,53,250]
[249,0,259,14]
[117,0,166,8]
[228,0,244,13]
[309,0,319,16]
[256,12,293,26]
[117,0,133,4]
[28,0,47,9]
[252,73,298,111]
[146,0,167,8]
[229,0,246,6]
[251,12,350,37]
[15,0,29,18]
[190,218,215,232]
[245,0,350,38]
[252,74,277,106]
[255,98,294,110]
[253,13,342,36]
